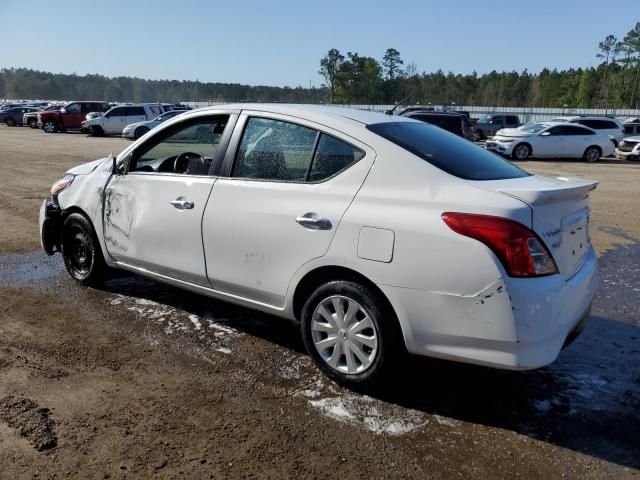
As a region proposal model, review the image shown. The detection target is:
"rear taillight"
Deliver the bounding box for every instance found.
[441,212,558,277]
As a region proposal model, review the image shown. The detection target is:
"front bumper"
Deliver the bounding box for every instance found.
[122,128,135,139]
[485,141,515,155]
[615,147,640,160]
[39,199,62,255]
[380,246,599,370]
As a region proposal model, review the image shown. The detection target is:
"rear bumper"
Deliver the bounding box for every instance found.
[39,199,62,255]
[380,246,598,370]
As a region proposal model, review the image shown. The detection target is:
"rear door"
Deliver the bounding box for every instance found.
[202,113,374,307]
[564,125,596,157]
[126,106,148,125]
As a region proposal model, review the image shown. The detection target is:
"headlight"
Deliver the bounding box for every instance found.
[498,139,514,143]
[619,140,625,147]
[50,174,74,197]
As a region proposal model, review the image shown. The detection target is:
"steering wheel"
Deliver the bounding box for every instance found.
[174,151,205,174]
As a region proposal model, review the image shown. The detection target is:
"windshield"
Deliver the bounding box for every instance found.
[368,122,529,181]
[519,123,549,133]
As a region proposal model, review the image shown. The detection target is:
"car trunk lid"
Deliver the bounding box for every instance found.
[469,175,598,279]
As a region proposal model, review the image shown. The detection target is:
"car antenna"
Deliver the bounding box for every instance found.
[385,93,414,115]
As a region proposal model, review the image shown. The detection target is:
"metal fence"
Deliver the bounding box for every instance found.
[183,101,640,122]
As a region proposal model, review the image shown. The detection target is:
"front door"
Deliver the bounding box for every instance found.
[60,103,85,129]
[203,114,373,307]
[103,106,128,134]
[537,125,570,157]
[103,114,234,286]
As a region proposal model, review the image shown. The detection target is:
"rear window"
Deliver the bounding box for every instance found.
[367,122,529,181]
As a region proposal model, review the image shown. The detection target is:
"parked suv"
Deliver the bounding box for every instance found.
[549,116,624,146]
[622,119,640,137]
[400,110,474,140]
[82,105,161,136]
[39,101,110,133]
[475,114,520,139]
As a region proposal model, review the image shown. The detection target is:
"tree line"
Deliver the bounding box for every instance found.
[1,22,639,108]
[319,22,640,109]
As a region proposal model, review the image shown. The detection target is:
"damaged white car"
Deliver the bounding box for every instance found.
[40,104,599,388]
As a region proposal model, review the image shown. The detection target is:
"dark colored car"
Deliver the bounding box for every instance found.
[38,101,110,133]
[0,106,41,126]
[400,110,474,140]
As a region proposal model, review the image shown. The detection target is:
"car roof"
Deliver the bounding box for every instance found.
[188,103,416,127]
[402,110,464,117]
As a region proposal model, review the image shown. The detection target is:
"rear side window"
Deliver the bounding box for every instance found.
[367,122,529,181]
[579,119,617,129]
[506,116,519,124]
[233,117,317,181]
[309,134,364,181]
[126,106,146,116]
[566,126,594,135]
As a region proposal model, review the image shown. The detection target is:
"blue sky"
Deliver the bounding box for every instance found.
[0,0,637,87]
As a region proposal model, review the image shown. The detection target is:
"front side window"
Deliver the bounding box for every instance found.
[367,121,529,181]
[106,107,126,118]
[66,103,81,113]
[233,117,317,181]
[130,116,229,175]
[506,116,519,124]
[125,106,145,116]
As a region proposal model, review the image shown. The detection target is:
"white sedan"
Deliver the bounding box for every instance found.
[39,105,598,388]
[486,122,615,161]
[122,110,184,139]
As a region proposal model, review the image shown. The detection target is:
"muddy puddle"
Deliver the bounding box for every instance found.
[1,243,639,468]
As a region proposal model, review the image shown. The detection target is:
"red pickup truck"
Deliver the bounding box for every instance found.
[39,101,110,133]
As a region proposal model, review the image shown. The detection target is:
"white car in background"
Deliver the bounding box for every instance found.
[122,110,184,139]
[486,122,615,161]
[39,105,598,388]
[548,116,624,146]
[82,104,164,136]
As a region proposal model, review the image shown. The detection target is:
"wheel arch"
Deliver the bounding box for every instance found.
[292,265,401,334]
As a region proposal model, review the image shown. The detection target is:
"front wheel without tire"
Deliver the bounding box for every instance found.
[301,280,402,389]
[583,146,601,163]
[61,213,109,286]
[512,143,531,160]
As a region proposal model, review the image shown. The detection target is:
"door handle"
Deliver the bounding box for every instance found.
[170,197,194,210]
[296,213,332,230]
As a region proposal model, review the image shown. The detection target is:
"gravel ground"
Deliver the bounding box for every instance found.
[0,125,639,478]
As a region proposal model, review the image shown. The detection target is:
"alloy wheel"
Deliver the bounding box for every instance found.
[514,144,529,159]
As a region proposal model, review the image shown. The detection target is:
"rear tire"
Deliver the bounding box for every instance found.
[512,143,531,160]
[301,280,402,390]
[42,120,59,133]
[134,126,149,139]
[61,213,109,286]
[28,118,38,128]
[583,146,601,163]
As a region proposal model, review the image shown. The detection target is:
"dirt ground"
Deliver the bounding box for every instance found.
[0,125,639,479]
